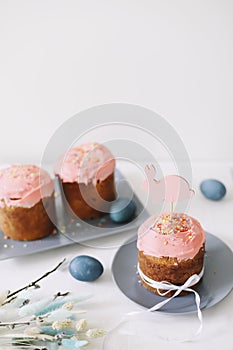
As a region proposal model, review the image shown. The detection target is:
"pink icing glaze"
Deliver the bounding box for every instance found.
[0,165,54,208]
[137,213,205,261]
[54,142,115,185]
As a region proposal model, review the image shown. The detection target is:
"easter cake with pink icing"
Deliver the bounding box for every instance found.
[54,142,116,219]
[137,212,205,297]
[0,165,55,241]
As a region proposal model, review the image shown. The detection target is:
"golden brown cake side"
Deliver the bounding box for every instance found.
[60,172,115,220]
[138,245,205,297]
[0,194,55,241]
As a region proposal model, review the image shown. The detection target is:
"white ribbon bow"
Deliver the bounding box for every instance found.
[103,267,205,348]
[136,264,204,339]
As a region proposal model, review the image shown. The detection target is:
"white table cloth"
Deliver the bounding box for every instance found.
[0,162,232,350]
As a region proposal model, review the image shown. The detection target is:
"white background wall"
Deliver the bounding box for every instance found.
[0,0,233,164]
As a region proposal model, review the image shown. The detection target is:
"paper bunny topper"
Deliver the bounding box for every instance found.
[144,164,194,203]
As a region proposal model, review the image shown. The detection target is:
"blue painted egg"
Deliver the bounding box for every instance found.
[200,179,226,201]
[109,198,136,223]
[69,255,104,282]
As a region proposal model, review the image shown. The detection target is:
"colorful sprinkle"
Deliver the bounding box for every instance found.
[152,213,192,235]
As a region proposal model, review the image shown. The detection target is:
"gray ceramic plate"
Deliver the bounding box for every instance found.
[112,232,233,313]
[0,170,148,260]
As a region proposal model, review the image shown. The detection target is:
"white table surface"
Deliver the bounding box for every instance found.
[0,161,232,350]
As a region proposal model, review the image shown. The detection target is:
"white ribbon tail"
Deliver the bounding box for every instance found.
[104,265,205,347]
[137,264,204,339]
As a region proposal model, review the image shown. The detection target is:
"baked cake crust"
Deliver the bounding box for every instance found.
[0,195,55,241]
[60,173,115,220]
[138,245,205,296]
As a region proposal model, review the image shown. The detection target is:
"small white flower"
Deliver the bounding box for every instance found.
[0,290,9,306]
[37,333,54,341]
[71,335,82,340]
[75,319,87,332]
[52,318,73,330]
[86,328,106,338]
[24,327,41,335]
[62,301,75,311]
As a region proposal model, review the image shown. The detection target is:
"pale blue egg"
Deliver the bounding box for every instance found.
[109,198,136,223]
[69,255,104,282]
[200,179,226,201]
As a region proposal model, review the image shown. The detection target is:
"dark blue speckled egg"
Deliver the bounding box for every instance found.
[69,255,104,282]
[109,198,136,223]
[200,179,226,201]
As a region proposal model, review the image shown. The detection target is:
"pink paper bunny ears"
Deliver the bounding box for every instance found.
[144,164,194,204]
